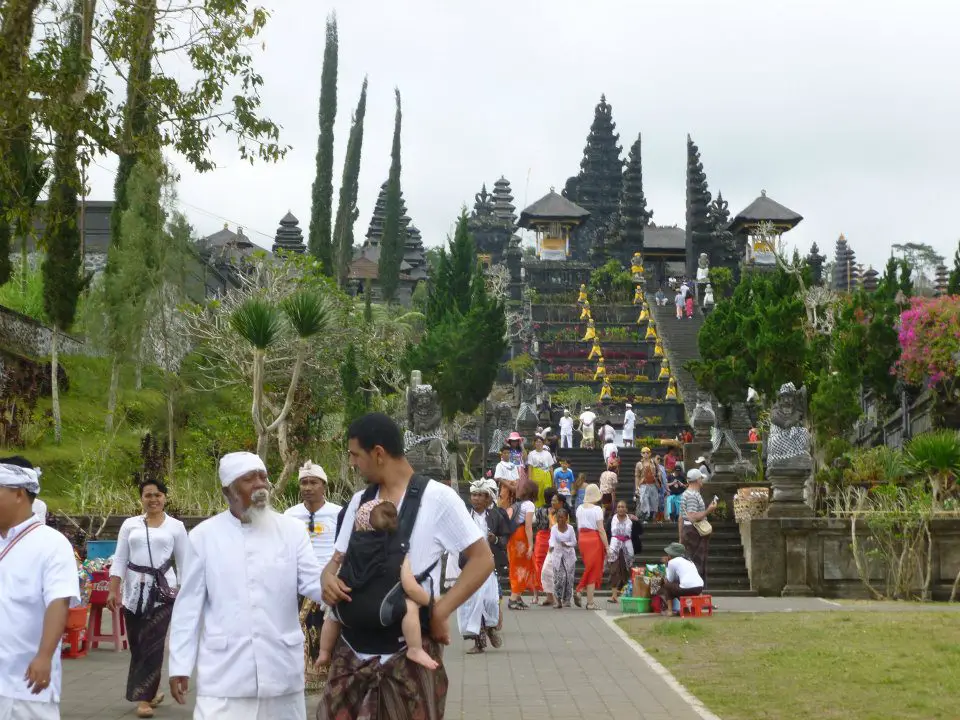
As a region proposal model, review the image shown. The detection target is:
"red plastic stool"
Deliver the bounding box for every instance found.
[62,606,90,659]
[680,594,714,618]
[86,603,128,651]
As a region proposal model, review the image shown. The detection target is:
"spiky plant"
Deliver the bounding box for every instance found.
[905,430,960,510]
[231,298,282,453]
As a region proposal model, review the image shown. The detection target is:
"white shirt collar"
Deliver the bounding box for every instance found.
[0,514,40,541]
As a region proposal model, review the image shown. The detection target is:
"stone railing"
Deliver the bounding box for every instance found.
[740,516,960,600]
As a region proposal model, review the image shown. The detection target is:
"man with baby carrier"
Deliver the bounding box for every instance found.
[318,413,493,720]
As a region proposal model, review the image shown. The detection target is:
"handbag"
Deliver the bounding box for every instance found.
[144,520,179,604]
[692,518,713,536]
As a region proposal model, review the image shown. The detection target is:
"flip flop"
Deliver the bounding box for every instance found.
[585,602,599,611]
[149,693,164,708]
[574,592,582,608]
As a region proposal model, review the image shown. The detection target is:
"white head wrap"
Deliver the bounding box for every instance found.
[0,464,40,494]
[298,460,327,482]
[218,452,267,488]
[469,477,498,501]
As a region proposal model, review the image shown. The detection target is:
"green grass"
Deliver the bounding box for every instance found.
[621,612,960,720]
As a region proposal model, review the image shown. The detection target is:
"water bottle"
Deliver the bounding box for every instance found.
[626,581,633,598]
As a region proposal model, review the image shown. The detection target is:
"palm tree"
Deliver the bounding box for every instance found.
[905,430,960,510]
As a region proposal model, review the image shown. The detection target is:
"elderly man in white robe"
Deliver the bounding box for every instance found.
[168,452,325,720]
[0,462,80,720]
[457,477,507,655]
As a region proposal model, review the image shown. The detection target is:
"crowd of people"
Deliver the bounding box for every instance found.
[0,412,719,720]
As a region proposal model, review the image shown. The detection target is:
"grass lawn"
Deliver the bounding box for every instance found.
[620,611,960,720]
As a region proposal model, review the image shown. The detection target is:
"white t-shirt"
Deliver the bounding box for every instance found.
[601,425,616,443]
[575,504,605,532]
[579,411,597,429]
[527,449,554,471]
[602,442,619,463]
[31,498,48,525]
[549,525,577,550]
[666,556,704,589]
[559,416,574,435]
[494,460,519,483]
[284,501,343,569]
[335,480,483,604]
[515,499,536,522]
[0,518,81,704]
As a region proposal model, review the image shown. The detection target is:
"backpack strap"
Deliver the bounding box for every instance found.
[396,474,430,554]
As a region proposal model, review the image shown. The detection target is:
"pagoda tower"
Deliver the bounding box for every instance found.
[491,176,517,227]
[831,234,858,292]
[563,95,624,262]
[272,212,306,254]
[619,133,652,257]
[468,178,516,266]
[806,242,826,285]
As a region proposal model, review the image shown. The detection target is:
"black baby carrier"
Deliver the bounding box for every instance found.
[333,474,438,655]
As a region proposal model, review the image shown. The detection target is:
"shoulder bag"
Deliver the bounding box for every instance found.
[144,519,179,604]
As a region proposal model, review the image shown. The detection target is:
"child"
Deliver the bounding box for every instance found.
[549,508,578,608]
[553,458,574,504]
[572,472,587,512]
[319,499,438,670]
[674,290,684,319]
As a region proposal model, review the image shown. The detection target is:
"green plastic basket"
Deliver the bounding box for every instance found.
[620,596,651,614]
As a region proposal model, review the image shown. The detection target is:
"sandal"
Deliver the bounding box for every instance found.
[585,602,599,611]
[574,592,582,608]
[508,599,525,610]
[607,598,618,604]
[136,706,155,719]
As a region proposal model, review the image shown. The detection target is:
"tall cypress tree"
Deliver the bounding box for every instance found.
[377,88,403,302]
[333,77,368,288]
[685,134,713,279]
[620,133,651,252]
[947,239,960,295]
[308,14,338,270]
[42,0,89,443]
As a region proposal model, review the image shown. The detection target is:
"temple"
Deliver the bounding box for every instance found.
[729,190,804,269]
[468,177,518,267]
[348,180,428,303]
[271,212,307,255]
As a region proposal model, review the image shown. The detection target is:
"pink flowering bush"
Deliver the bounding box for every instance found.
[897,296,960,398]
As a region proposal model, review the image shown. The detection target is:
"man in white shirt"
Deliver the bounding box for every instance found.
[493,446,519,488]
[559,410,574,449]
[168,451,325,720]
[622,404,636,447]
[578,407,597,449]
[284,460,342,683]
[1,456,48,524]
[319,413,492,720]
[660,542,704,615]
[0,462,80,720]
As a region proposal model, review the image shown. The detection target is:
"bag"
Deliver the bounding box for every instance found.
[506,501,527,533]
[335,474,437,656]
[144,520,179,605]
[693,519,713,536]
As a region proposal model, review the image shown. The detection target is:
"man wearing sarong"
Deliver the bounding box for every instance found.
[319,413,493,720]
[458,477,508,655]
[284,461,342,686]
[168,452,325,719]
[0,462,80,720]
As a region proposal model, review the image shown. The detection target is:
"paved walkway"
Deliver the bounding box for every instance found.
[62,605,703,720]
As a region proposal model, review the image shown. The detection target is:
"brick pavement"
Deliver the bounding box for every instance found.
[61,605,703,720]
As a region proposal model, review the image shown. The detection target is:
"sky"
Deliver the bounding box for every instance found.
[85,0,960,272]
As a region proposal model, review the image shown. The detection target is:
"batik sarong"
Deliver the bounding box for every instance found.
[299,595,325,690]
[457,572,500,637]
[316,637,448,720]
[552,546,576,604]
[681,524,711,589]
[123,604,173,702]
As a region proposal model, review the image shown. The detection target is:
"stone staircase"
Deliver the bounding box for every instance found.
[644,281,752,441]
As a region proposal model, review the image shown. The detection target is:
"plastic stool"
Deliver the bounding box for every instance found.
[61,627,89,658]
[680,594,713,618]
[86,603,128,651]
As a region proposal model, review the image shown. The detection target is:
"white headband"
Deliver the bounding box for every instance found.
[0,464,40,494]
[298,460,327,482]
[218,452,267,488]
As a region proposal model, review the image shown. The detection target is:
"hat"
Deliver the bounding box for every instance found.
[0,464,40,494]
[470,477,498,500]
[664,542,687,558]
[695,456,707,464]
[686,468,703,482]
[218,452,267,488]
[583,483,602,504]
[507,432,522,442]
[298,460,327,482]
[355,499,386,531]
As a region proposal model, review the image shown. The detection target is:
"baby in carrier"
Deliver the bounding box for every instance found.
[318,498,438,669]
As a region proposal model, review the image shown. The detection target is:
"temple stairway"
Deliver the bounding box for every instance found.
[458,447,754,597]
[644,281,752,441]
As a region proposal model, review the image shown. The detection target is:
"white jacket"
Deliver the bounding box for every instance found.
[168,510,323,698]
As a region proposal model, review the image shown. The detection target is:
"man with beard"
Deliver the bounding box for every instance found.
[318,413,492,720]
[457,477,508,655]
[168,452,324,719]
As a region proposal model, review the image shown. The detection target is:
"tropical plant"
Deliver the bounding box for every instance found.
[905,430,960,510]
[897,296,960,402]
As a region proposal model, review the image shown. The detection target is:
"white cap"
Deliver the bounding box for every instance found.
[218,452,267,488]
[625,403,632,408]
[686,469,703,482]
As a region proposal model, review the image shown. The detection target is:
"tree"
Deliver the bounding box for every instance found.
[307,14,338,270]
[892,241,944,295]
[378,89,403,302]
[333,77,368,288]
[619,133,651,251]
[41,0,95,443]
[685,134,713,278]
[406,212,507,420]
[340,342,366,429]
[948,240,960,295]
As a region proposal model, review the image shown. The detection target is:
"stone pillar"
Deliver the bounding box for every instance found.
[765,459,814,519]
[781,524,814,597]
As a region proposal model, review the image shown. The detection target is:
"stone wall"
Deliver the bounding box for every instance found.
[741,517,960,600]
[0,304,87,357]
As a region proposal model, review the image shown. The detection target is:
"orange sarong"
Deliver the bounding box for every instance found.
[577,528,604,591]
[507,525,535,594]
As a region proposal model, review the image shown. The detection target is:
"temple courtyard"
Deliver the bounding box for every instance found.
[60,599,960,720]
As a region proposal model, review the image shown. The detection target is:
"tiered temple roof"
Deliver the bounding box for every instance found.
[491,176,517,227]
[357,180,426,278]
[469,177,519,265]
[832,234,859,292]
[271,212,306,254]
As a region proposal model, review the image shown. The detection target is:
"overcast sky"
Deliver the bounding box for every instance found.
[86,0,960,271]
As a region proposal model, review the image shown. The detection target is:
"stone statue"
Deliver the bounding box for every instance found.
[703,283,715,307]
[710,404,744,464]
[517,377,539,427]
[690,390,716,442]
[696,252,709,283]
[405,370,445,479]
[766,382,812,468]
